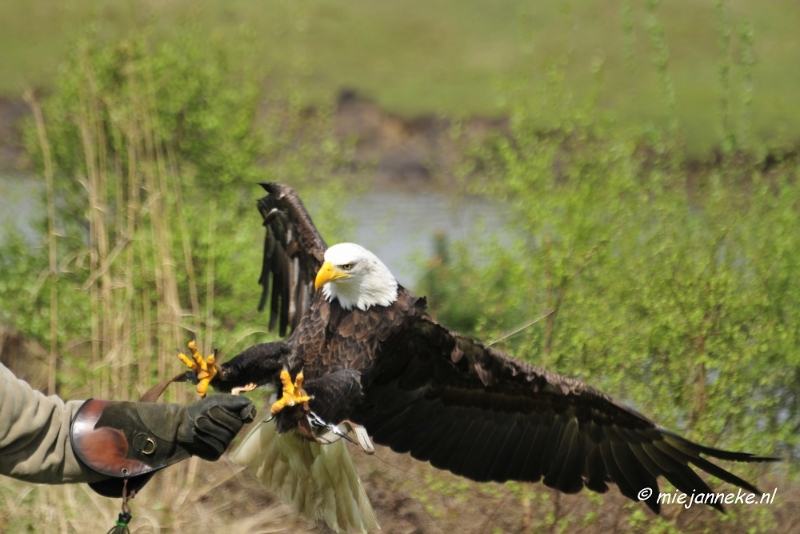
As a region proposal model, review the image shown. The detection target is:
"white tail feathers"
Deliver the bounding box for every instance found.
[230,419,380,533]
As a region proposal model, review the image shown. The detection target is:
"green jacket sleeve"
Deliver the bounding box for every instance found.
[0,362,106,484]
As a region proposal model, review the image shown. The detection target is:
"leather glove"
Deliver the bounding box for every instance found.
[140,394,257,461]
[71,395,256,497]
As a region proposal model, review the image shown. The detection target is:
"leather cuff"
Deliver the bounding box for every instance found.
[70,399,191,497]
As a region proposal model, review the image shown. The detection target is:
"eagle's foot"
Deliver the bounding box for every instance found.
[178,340,218,398]
[270,369,311,415]
[231,383,258,396]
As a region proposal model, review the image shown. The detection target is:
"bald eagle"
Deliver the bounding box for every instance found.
[183,183,775,533]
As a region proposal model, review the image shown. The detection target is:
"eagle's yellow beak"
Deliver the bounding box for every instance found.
[315,261,348,290]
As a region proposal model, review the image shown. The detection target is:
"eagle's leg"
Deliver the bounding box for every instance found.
[272,370,366,441]
[270,369,312,415]
[301,369,365,427]
[180,341,290,396]
[178,340,218,397]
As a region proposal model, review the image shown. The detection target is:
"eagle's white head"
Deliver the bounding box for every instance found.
[314,243,398,311]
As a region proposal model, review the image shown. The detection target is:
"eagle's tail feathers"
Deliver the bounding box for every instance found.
[230,419,379,533]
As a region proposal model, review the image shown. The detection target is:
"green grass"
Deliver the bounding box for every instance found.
[1,0,799,152]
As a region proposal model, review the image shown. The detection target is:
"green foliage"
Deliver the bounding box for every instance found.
[3,28,349,401]
[0,231,49,333]
[26,29,262,188]
[418,233,526,335]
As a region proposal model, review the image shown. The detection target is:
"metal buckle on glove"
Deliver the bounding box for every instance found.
[132,433,156,455]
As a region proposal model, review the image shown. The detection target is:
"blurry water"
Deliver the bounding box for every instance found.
[0,175,505,285]
[346,190,506,287]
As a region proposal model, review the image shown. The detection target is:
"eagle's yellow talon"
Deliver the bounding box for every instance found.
[271,369,311,415]
[178,340,218,398]
[178,352,195,369]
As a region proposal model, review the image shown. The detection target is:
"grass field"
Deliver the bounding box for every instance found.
[1,0,799,149]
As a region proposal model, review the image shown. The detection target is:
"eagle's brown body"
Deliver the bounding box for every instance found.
[291,287,413,379]
[210,182,776,520]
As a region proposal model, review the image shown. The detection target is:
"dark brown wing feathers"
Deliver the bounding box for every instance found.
[256,182,327,336]
[350,296,776,514]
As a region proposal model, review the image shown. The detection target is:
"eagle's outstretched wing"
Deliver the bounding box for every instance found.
[256,182,327,336]
[353,309,777,514]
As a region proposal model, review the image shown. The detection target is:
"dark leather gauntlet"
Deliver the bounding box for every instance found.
[70,395,255,497]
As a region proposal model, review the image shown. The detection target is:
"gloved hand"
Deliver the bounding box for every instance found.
[179,394,257,460]
[71,395,256,497]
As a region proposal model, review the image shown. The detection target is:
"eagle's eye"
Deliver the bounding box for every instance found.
[341,263,354,271]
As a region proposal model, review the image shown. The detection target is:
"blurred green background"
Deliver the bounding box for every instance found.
[2,0,799,153]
